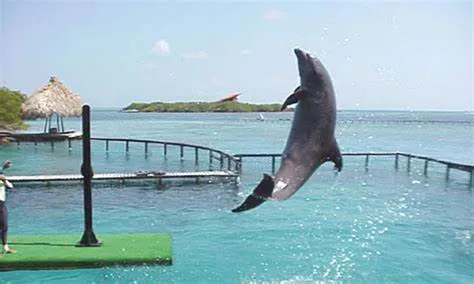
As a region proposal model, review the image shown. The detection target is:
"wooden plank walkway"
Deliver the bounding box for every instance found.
[8,171,238,183]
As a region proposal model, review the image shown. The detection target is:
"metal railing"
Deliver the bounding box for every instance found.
[6,137,473,187]
[235,152,474,187]
[90,137,241,174]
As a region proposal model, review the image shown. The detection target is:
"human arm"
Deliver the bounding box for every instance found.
[0,175,13,188]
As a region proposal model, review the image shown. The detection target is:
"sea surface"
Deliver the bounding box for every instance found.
[0,109,473,283]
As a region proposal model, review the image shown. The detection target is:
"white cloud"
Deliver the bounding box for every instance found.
[240,49,253,56]
[151,39,170,55]
[263,9,284,21]
[181,51,208,60]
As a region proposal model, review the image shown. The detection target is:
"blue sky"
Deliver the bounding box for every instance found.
[1,1,472,110]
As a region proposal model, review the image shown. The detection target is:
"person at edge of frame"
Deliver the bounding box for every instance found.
[0,160,14,255]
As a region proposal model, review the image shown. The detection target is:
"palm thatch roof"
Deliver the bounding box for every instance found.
[21,76,84,120]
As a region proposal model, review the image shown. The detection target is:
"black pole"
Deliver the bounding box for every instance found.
[77,105,101,247]
[43,117,48,133]
[56,114,60,132]
[61,117,65,133]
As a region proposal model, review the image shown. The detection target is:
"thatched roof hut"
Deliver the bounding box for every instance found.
[21,76,84,133]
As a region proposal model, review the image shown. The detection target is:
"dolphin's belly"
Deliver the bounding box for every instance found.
[283,102,334,159]
[272,103,333,201]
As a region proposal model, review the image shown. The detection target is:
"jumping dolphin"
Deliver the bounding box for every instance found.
[232,48,342,213]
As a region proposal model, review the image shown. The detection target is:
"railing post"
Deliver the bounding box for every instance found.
[195,148,199,165]
[445,165,450,182]
[125,141,129,153]
[220,154,224,170]
[145,142,148,155]
[365,155,369,172]
[105,140,109,152]
[164,143,168,157]
[209,150,212,168]
[423,160,429,176]
[272,156,276,174]
[68,138,72,150]
[470,169,473,188]
[407,155,411,173]
[395,153,399,170]
[180,146,184,160]
[237,157,242,173]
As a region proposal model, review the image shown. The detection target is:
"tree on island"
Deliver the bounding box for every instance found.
[0,87,27,131]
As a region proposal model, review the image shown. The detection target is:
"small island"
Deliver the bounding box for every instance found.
[122,101,288,113]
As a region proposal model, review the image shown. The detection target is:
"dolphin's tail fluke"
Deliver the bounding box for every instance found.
[231,173,274,213]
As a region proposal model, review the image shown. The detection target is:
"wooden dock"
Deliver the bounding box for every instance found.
[8,170,238,184]
[0,131,82,142]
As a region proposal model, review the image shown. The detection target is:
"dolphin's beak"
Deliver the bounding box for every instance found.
[294,48,304,58]
[294,48,312,78]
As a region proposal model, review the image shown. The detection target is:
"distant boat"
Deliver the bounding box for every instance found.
[121,109,139,113]
[257,113,265,121]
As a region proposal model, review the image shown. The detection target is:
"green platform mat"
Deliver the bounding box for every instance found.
[0,233,172,271]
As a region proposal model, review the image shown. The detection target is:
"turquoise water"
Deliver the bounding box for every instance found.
[1,110,473,283]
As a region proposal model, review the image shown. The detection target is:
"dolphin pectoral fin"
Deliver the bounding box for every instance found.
[329,144,343,172]
[280,86,307,111]
[280,94,299,111]
[231,174,274,213]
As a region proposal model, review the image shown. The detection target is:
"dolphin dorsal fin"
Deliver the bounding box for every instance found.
[281,86,308,111]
